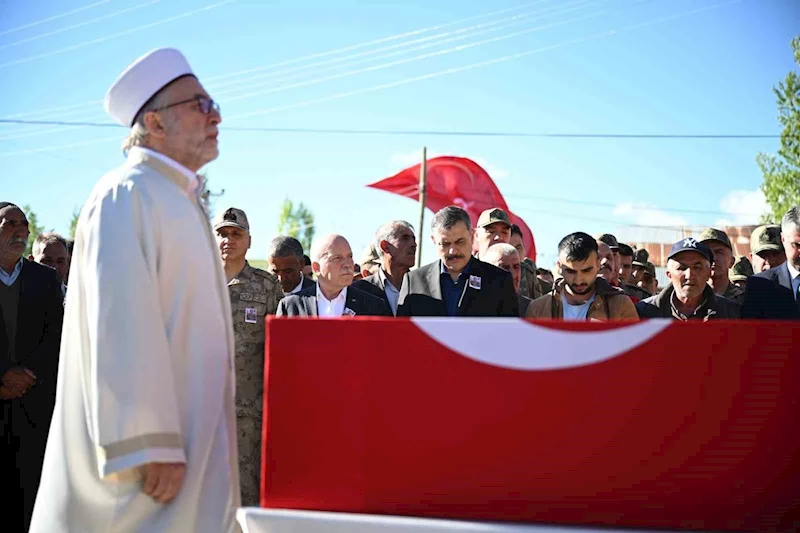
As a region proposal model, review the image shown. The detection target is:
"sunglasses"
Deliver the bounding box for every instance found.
[153,95,220,115]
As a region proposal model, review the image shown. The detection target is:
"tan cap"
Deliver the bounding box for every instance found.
[477,207,511,229]
[213,207,249,231]
[699,227,732,251]
[729,255,753,282]
[597,233,619,250]
[360,243,381,267]
[750,224,782,255]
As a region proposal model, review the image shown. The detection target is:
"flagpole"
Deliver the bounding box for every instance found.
[415,146,427,269]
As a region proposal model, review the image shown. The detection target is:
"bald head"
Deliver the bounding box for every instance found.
[311,234,354,294]
[483,243,522,293]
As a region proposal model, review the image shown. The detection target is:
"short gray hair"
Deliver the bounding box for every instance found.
[781,205,800,234]
[122,87,172,156]
[483,243,519,264]
[374,220,414,257]
[431,205,471,234]
[32,232,67,259]
[267,236,304,261]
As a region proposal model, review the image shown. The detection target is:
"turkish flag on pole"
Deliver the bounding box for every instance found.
[367,156,537,263]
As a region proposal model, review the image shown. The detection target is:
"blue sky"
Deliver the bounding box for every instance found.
[1,0,798,269]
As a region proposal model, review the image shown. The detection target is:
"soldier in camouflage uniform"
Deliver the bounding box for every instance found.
[699,228,745,304]
[510,223,546,299]
[213,207,283,507]
[729,256,753,291]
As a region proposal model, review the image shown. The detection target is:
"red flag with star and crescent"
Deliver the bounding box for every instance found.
[367,156,537,262]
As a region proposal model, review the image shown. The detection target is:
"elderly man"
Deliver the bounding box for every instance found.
[353,221,416,315]
[398,206,517,317]
[510,223,546,298]
[29,232,69,295]
[742,207,800,319]
[527,232,637,321]
[636,238,740,320]
[699,228,744,304]
[0,203,64,532]
[748,224,786,274]
[596,240,617,286]
[31,49,240,533]
[483,243,532,316]
[268,236,315,296]
[277,234,391,317]
[213,207,282,507]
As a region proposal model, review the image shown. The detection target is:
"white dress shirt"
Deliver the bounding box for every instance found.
[316,285,347,317]
[0,257,23,287]
[787,261,800,301]
[130,147,199,196]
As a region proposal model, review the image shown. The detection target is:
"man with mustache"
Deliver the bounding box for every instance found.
[526,232,637,321]
[636,238,740,320]
[277,234,391,317]
[31,48,241,533]
[0,203,64,531]
[353,221,417,316]
[397,206,518,317]
[213,207,282,507]
[742,207,800,319]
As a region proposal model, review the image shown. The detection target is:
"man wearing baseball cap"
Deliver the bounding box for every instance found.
[748,224,786,274]
[729,256,753,291]
[639,262,659,296]
[699,228,744,304]
[31,48,239,533]
[636,237,740,320]
[630,248,650,287]
[213,207,282,507]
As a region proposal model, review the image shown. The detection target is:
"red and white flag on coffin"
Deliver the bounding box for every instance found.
[261,317,800,532]
[367,156,537,263]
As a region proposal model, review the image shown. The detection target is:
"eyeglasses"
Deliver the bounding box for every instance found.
[153,95,220,115]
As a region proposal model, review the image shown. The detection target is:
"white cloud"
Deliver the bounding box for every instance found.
[389,150,509,180]
[612,203,689,227]
[717,189,767,225]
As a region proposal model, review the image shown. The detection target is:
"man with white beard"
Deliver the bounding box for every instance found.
[30,48,240,533]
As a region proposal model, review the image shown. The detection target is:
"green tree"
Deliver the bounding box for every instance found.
[758,35,800,223]
[277,198,315,252]
[21,205,45,257]
[69,208,80,240]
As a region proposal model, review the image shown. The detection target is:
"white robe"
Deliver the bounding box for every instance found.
[30,148,240,533]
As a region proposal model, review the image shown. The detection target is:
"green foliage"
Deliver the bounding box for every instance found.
[69,208,80,240]
[21,205,45,257]
[277,197,315,252]
[758,35,800,223]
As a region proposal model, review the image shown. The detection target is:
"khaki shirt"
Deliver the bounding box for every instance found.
[520,258,545,300]
[721,281,745,305]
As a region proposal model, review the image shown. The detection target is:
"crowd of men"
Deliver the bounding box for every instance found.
[2,46,799,533]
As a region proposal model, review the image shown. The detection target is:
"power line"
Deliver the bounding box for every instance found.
[0,0,115,37]
[0,119,781,139]
[0,0,235,69]
[0,0,164,51]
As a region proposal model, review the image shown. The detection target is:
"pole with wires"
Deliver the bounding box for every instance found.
[415,146,427,269]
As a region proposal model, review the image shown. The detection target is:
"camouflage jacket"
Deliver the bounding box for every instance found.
[622,283,652,301]
[721,281,745,305]
[227,262,283,418]
[520,258,545,300]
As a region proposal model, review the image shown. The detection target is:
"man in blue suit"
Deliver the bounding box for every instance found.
[741,206,800,320]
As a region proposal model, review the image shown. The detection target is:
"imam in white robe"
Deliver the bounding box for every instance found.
[29,147,240,533]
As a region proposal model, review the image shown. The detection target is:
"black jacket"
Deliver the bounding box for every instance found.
[397,258,518,317]
[740,263,799,320]
[276,285,391,317]
[636,284,740,320]
[1,259,64,424]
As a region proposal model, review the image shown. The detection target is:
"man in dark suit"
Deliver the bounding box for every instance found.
[741,206,800,320]
[353,220,417,316]
[268,235,315,296]
[0,202,64,531]
[277,234,391,317]
[397,206,518,317]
